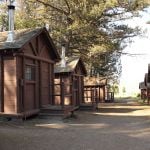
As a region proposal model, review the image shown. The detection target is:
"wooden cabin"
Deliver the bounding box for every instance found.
[79,76,107,110]
[50,57,87,114]
[0,27,60,118]
[139,82,147,102]
[84,76,107,103]
[144,71,150,104]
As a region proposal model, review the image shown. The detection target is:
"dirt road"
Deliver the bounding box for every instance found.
[0,99,150,150]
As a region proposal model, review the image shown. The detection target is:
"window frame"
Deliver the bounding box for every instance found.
[25,64,36,81]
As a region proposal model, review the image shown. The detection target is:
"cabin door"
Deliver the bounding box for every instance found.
[40,62,50,107]
[24,63,37,111]
[73,76,79,106]
[78,76,83,105]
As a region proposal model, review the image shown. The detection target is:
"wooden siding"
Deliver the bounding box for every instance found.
[54,75,73,106]
[83,85,106,103]
[22,34,54,108]
[54,74,84,107]
[41,62,50,106]
[0,28,59,117]
[40,45,51,59]
[16,56,23,113]
[24,83,35,110]
[0,57,2,112]
[4,58,17,113]
[15,36,55,113]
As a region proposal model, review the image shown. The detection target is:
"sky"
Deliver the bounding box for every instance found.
[119,7,150,96]
[0,0,149,95]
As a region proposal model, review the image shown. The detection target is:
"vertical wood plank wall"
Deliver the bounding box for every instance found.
[4,57,17,113]
[41,62,50,106]
[0,31,58,116]
[54,75,72,106]
[0,57,2,112]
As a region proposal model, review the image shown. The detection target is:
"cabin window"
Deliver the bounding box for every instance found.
[25,65,35,81]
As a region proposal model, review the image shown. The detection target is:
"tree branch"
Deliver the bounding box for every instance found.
[64,0,71,14]
[31,0,70,16]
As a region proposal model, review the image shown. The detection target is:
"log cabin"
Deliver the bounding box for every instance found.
[0,27,60,118]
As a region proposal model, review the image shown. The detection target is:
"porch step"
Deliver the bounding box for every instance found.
[79,103,98,111]
[40,105,79,117]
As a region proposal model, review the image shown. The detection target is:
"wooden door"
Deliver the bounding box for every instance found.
[73,75,79,106]
[40,62,50,107]
[24,63,36,111]
[78,76,84,105]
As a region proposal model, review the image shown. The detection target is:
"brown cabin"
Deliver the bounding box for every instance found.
[53,57,87,111]
[139,81,147,100]
[0,27,60,118]
[84,76,107,103]
[144,71,150,104]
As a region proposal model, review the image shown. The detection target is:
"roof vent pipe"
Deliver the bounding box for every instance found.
[60,45,66,68]
[45,23,50,31]
[6,0,15,42]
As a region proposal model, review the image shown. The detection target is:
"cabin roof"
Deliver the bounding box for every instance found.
[84,76,107,86]
[54,57,87,75]
[144,73,148,86]
[148,64,150,73]
[0,27,60,61]
[139,82,146,89]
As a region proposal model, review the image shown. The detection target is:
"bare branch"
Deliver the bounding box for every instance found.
[30,0,69,16]
[64,0,70,14]
[117,51,148,57]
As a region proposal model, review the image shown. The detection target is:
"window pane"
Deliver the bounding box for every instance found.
[25,66,35,81]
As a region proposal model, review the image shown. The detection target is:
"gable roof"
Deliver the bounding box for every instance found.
[54,56,87,75]
[0,27,60,61]
[84,76,107,86]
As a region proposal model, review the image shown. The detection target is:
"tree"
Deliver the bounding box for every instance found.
[122,86,126,95]
[1,0,150,82]
[0,1,7,31]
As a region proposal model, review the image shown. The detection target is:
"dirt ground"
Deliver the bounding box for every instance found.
[0,98,150,150]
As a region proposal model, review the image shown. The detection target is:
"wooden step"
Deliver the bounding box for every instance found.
[79,103,98,111]
[40,105,79,117]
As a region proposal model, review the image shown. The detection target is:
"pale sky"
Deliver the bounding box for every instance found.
[119,7,150,95]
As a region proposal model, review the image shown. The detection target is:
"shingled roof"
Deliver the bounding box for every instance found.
[0,27,60,61]
[0,28,41,50]
[54,57,87,75]
[84,76,107,86]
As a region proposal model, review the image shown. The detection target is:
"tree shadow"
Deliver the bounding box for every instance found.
[99,107,143,113]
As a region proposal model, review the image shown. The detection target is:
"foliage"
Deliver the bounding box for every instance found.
[0,0,150,82]
[0,1,7,31]
[122,86,126,94]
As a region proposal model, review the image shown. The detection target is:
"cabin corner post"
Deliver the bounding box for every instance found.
[81,76,84,104]
[71,76,74,106]
[35,60,38,109]
[22,56,25,112]
[48,63,51,105]
[61,81,64,108]
[39,61,42,108]
[51,65,55,105]
[0,56,4,112]
[147,88,150,104]
[98,86,101,103]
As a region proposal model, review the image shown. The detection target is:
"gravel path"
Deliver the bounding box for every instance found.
[0,99,150,150]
